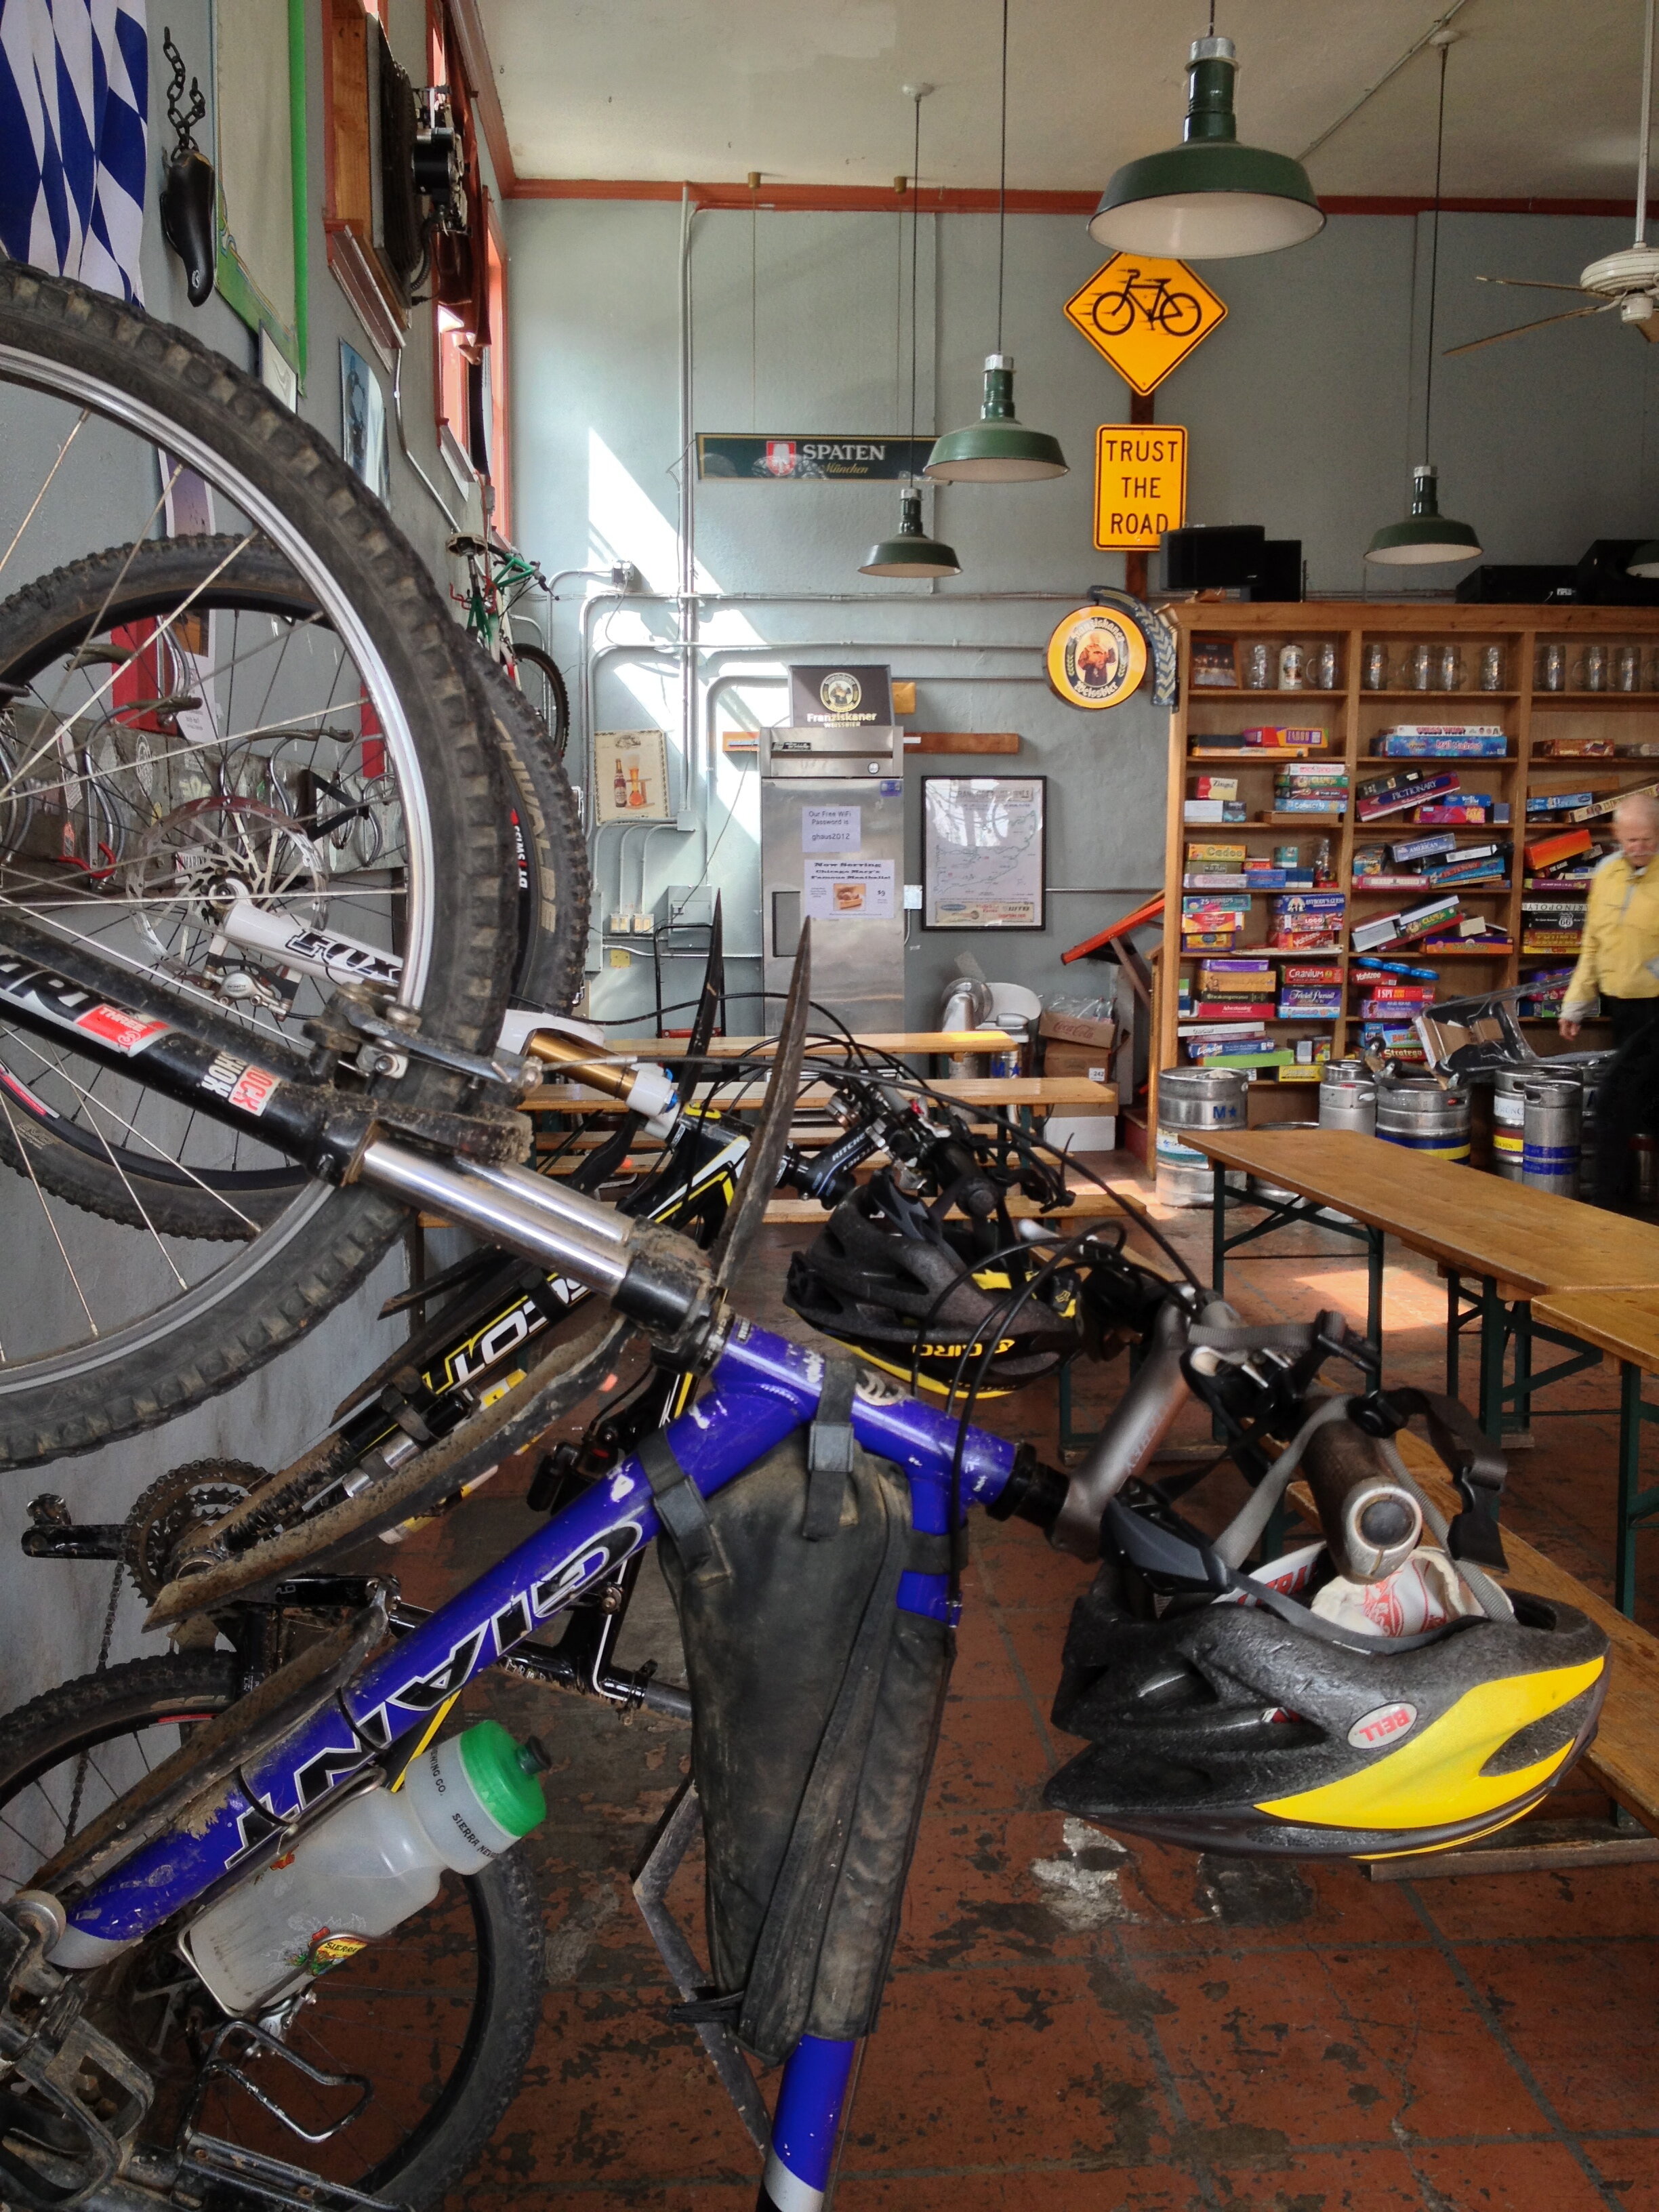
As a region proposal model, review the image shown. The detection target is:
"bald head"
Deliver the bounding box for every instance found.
[1615,793,1659,868]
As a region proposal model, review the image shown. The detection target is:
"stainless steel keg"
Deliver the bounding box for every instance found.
[1319,1063,1376,1137]
[1156,1067,1246,1208]
[1375,1077,1470,1164]
[1491,1067,1531,1182]
[1521,1078,1581,1196]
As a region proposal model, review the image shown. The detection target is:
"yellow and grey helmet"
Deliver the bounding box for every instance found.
[1046,1538,1608,1862]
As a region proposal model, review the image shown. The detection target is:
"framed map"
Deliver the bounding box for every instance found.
[921,776,1046,930]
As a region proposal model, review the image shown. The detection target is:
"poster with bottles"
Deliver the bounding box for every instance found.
[594,728,671,823]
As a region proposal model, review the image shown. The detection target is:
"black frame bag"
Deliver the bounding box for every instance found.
[661,1365,954,2066]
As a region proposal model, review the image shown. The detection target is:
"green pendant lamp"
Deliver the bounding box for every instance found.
[926,353,1067,482]
[1367,35,1481,569]
[1367,464,1481,566]
[863,87,962,579]
[861,485,960,577]
[926,1,1067,486]
[1090,31,1323,260]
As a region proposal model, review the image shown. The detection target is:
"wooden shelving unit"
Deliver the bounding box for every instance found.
[1156,602,1659,1126]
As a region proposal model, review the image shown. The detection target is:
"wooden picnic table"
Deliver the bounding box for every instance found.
[1187,1127,1659,1440]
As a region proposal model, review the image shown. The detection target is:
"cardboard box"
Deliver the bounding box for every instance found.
[1038,1010,1118,1050]
[1042,1040,1116,1080]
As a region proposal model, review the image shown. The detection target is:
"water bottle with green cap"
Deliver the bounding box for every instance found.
[178,1721,549,2015]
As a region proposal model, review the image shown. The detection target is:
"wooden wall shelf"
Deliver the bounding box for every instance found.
[1157,602,1659,1125]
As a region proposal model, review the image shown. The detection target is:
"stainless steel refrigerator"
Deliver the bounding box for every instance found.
[760,724,905,1035]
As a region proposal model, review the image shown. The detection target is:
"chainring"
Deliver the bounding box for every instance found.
[123,1458,268,1601]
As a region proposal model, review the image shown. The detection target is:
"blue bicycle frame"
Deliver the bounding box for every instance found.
[58,1315,1021,2212]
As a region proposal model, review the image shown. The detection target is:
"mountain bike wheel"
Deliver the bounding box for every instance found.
[467,642,590,1014]
[0,544,588,1242]
[509,638,571,761]
[0,266,515,1468]
[0,1655,544,2211]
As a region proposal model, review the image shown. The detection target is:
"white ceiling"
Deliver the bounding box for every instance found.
[476,0,1654,201]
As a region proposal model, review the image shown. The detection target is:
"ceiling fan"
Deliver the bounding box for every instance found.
[1448,0,1659,355]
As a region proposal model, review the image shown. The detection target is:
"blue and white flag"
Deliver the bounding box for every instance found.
[0,0,148,304]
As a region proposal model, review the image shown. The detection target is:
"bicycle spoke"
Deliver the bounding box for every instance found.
[0,409,88,587]
[0,533,257,805]
[0,1025,267,1239]
[0,1084,98,1339]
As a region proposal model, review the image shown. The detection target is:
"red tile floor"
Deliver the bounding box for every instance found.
[377,1157,1659,2212]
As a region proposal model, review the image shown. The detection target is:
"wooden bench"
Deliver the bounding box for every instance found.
[527,1074,1118,1124]
[607,1030,1012,1061]
[1532,1289,1659,1618]
[1293,1430,1659,1878]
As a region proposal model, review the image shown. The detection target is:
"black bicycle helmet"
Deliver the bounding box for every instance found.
[1046,1525,1608,1862]
[785,1179,1081,1394]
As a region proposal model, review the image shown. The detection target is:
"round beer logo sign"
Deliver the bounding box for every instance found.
[1045,608,1147,710]
[819,671,863,714]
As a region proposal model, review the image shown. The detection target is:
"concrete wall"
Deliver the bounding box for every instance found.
[0,0,494,1710]
[507,197,1659,1032]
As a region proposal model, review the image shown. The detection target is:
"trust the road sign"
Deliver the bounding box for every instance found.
[1064,254,1225,394]
[1094,425,1187,552]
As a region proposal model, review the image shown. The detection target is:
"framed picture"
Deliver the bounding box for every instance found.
[340,343,389,499]
[594,729,671,823]
[922,775,1046,930]
[1190,636,1238,689]
[212,0,307,382]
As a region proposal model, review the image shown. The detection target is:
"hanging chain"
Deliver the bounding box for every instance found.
[63,1559,125,1843]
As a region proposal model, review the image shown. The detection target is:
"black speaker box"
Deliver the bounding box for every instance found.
[1573,541,1659,607]
[1249,540,1303,602]
[1454,564,1577,604]
[1160,524,1265,592]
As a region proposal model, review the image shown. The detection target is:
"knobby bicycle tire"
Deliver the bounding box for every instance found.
[510,639,571,761]
[0,1654,544,2210]
[0,266,515,1468]
[465,642,590,1015]
[0,546,588,1240]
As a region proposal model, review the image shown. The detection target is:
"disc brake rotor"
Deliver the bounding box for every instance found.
[125,796,328,1012]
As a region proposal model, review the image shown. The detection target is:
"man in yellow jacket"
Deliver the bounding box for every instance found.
[1561,793,1659,1208]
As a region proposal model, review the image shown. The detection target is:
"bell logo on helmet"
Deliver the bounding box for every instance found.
[1347,1701,1418,1750]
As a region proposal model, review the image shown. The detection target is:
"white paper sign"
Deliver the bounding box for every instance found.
[802,855,894,920]
[802,805,861,853]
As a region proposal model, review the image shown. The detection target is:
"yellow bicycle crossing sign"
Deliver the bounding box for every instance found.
[1063,253,1226,394]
